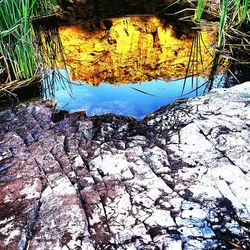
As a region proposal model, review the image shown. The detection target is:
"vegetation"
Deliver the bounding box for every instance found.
[0,0,56,95]
[33,0,57,17]
[194,0,249,49]
[194,0,207,21]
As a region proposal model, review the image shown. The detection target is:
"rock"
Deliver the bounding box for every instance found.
[0,83,250,249]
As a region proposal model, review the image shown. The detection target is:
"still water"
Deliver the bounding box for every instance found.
[48,70,223,119]
[43,16,226,119]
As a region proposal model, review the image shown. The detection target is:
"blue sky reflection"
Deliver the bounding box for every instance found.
[49,70,207,120]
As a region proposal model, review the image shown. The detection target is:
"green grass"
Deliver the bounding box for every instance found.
[0,0,36,81]
[33,0,57,17]
[194,0,249,48]
[0,0,56,90]
[233,0,249,22]
[194,0,207,21]
[218,0,229,48]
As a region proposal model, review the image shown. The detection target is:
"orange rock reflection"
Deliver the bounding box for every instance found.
[58,16,220,86]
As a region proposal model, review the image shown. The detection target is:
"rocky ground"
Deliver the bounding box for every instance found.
[0,82,250,250]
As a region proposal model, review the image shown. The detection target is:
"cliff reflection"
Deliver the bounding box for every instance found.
[58,16,221,86]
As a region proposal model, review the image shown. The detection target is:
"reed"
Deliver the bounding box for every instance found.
[218,0,229,48]
[0,0,56,91]
[233,0,249,23]
[194,0,249,49]
[194,0,207,21]
[33,0,57,17]
[0,0,36,81]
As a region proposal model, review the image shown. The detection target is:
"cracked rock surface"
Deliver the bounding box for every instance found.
[0,82,250,250]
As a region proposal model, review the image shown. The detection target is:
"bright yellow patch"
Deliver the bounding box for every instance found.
[57,16,224,86]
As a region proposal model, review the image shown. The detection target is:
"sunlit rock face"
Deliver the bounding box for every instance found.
[58,16,219,86]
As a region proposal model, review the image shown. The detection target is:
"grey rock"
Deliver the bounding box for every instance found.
[0,83,250,249]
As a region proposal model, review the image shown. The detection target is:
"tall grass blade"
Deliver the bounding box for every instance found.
[218,0,228,49]
[194,0,207,21]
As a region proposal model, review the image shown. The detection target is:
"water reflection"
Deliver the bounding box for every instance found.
[49,70,223,119]
[41,16,228,119]
[57,16,222,86]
